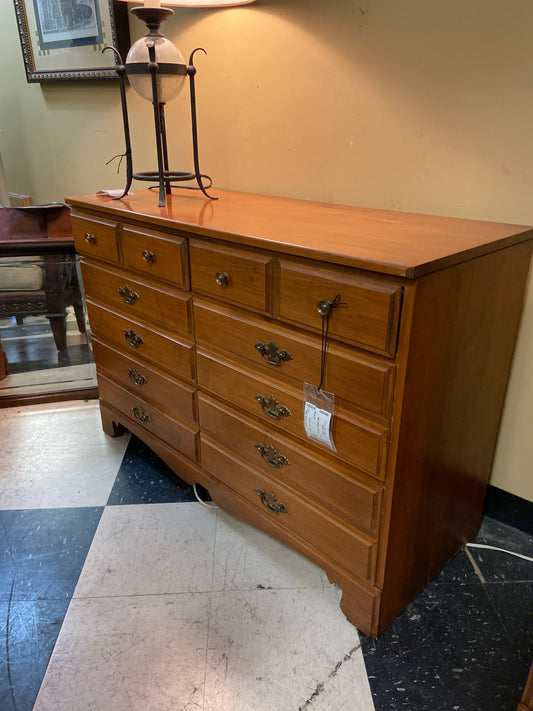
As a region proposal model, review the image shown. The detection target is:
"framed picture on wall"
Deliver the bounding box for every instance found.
[13,0,130,82]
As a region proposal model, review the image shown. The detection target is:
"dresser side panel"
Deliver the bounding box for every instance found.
[378,241,533,632]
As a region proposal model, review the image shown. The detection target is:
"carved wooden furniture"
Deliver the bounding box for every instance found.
[0,204,86,351]
[67,189,533,637]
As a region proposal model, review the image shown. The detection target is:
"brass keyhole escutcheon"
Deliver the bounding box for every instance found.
[255,394,292,420]
[215,271,229,287]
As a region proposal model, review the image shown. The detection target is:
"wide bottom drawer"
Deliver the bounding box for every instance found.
[198,393,381,532]
[99,375,199,462]
[201,435,377,584]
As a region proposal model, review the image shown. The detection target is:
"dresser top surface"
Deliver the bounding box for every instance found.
[66,189,533,278]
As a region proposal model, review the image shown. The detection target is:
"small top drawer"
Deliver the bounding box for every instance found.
[122,226,188,288]
[277,260,403,357]
[71,213,119,264]
[189,239,273,314]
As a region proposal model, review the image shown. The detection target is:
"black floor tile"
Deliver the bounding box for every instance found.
[468,517,533,582]
[433,548,481,584]
[484,581,533,666]
[360,581,526,711]
[0,508,103,602]
[0,507,103,711]
[106,435,199,506]
[0,598,70,711]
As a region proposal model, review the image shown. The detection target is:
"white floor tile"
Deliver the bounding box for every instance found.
[0,438,128,509]
[0,407,56,455]
[33,400,112,449]
[213,509,329,591]
[34,594,211,711]
[204,586,374,711]
[74,503,219,598]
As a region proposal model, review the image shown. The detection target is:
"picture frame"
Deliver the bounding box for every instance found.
[13,0,130,83]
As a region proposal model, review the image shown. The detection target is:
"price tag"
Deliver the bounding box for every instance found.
[304,401,335,449]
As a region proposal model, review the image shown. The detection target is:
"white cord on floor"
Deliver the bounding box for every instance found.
[466,542,533,562]
[193,483,219,509]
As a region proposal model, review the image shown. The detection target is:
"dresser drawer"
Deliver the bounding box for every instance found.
[80,261,191,335]
[277,260,403,356]
[71,213,120,264]
[99,376,198,461]
[198,394,381,532]
[189,239,273,314]
[194,299,395,420]
[197,351,388,479]
[122,226,188,288]
[201,436,377,582]
[92,339,197,425]
[86,301,195,380]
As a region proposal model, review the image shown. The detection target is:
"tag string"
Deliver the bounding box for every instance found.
[318,294,345,391]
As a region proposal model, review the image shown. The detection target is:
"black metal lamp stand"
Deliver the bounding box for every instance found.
[104,6,216,207]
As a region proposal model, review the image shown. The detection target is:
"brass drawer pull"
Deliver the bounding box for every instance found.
[317,299,332,317]
[127,367,147,386]
[317,294,345,317]
[215,271,229,287]
[255,394,292,420]
[84,232,96,244]
[254,340,293,367]
[132,405,151,424]
[255,488,289,514]
[255,443,290,468]
[118,285,139,305]
[142,250,154,263]
[122,329,144,347]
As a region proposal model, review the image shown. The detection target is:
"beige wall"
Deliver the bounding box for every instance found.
[1,0,531,500]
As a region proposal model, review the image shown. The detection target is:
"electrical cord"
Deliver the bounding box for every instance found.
[193,483,219,509]
[466,542,533,562]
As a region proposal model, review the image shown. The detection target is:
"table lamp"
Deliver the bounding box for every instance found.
[106,0,256,206]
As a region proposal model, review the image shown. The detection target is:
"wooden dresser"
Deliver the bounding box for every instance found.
[67,189,533,637]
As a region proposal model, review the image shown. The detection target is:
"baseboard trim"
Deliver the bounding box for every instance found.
[483,485,533,535]
[0,386,99,409]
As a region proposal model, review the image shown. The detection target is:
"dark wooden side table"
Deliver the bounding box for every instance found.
[0,204,98,405]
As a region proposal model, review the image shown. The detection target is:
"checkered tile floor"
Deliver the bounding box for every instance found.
[0,401,531,710]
